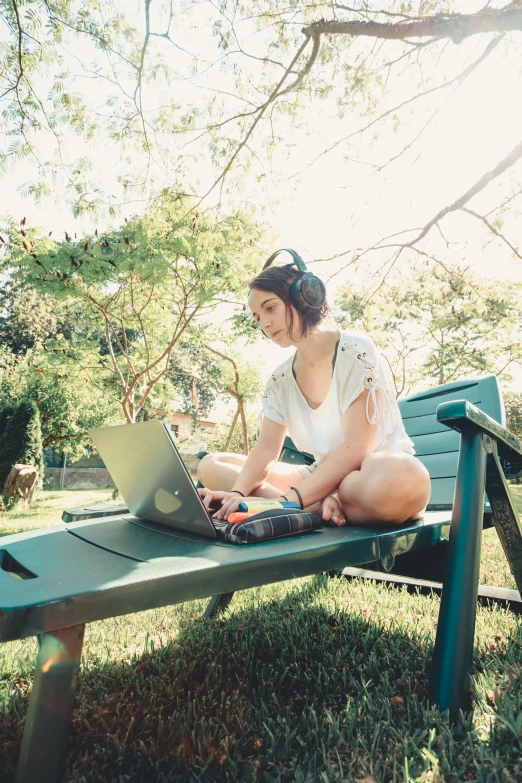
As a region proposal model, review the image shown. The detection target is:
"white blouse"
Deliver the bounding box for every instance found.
[261,330,414,463]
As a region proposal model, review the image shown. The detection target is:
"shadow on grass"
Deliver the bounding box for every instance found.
[2,576,522,782]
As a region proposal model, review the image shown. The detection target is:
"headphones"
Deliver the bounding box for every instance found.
[262,248,326,310]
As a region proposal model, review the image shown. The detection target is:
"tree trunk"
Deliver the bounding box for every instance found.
[225,406,240,452]
[3,464,39,507]
[238,399,249,456]
[122,394,137,423]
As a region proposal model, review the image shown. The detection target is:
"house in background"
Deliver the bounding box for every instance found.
[44,411,217,489]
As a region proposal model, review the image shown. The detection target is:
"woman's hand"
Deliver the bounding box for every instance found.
[197,488,259,521]
[321,495,346,527]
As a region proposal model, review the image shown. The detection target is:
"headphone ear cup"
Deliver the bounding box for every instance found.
[290,273,326,309]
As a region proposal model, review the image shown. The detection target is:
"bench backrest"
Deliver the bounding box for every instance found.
[398,375,504,508]
[280,375,505,510]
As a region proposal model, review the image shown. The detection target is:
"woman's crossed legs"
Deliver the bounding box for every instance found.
[197,451,431,526]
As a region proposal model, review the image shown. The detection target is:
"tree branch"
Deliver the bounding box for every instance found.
[199,33,318,201]
[410,137,522,245]
[302,5,522,43]
[461,206,522,260]
[0,0,24,100]
[300,34,502,178]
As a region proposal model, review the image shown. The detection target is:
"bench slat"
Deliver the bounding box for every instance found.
[427,477,457,508]
[403,414,457,438]
[417,452,459,480]
[410,430,461,457]
[398,386,481,419]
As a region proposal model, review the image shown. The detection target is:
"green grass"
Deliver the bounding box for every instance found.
[1,488,522,782]
[0,488,114,537]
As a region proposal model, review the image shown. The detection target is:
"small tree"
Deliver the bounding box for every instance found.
[3,195,269,423]
[168,335,227,421]
[335,259,522,396]
[0,349,120,462]
[0,400,44,491]
[167,323,265,454]
[206,408,260,456]
[202,345,264,455]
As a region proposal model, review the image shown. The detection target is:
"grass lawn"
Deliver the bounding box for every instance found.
[1,487,522,782]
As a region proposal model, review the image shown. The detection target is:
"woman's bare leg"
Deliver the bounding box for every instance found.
[197,452,307,497]
[337,452,431,525]
[198,450,431,525]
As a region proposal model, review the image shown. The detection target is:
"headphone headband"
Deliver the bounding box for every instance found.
[262,248,307,273]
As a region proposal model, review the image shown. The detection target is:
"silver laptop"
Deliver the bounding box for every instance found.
[89,420,224,539]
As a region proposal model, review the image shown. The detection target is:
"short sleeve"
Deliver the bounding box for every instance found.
[338,333,398,443]
[261,374,286,426]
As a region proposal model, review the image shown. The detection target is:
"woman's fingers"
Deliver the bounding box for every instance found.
[213,496,241,520]
[197,489,245,518]
[198,489,225,510]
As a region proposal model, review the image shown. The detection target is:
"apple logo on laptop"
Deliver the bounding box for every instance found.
[155,488,182,514]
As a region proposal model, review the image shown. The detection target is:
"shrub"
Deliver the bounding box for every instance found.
[0,400,44,491]
[0,405,16,441]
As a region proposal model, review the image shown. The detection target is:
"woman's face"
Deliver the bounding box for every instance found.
[247,288,300,347]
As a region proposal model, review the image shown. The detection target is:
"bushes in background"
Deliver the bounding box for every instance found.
[0,400,44,491]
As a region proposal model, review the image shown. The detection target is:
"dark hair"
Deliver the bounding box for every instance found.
[248,265,329,338]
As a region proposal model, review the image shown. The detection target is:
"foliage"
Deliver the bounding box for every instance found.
[505,392,522,442]
[168,325,265,453]
[335,259,522,396]
[202,335,265,454]
[0,405,16,442]
[1,195,269,422]
[0,400,43,492]
[212,349,264,407]
[168,334,226,420]
[0,281,75,355]
[0,349,120,461]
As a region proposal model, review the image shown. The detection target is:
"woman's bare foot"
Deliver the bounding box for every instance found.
[321,495,346,527]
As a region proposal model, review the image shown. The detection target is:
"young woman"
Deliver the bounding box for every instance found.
[197,262,431,526]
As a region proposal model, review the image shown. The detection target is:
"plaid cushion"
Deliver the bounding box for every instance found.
[223,507,323,545]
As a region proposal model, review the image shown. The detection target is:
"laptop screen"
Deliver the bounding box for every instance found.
[89,421,217,538]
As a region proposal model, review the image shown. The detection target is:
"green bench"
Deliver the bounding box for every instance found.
[1,374,521,783]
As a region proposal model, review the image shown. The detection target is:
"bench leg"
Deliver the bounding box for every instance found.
[16,624,85,783]
[429,430,486,719]
[485,447,522,593]
[204,593,234,618]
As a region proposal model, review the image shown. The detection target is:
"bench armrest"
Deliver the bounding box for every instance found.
[437,399,522,463]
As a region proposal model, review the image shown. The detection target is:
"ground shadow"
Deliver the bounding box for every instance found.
[1,576,521,782]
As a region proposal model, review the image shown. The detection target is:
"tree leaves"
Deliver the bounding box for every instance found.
[335,258,522,395]
[1,194,269,421]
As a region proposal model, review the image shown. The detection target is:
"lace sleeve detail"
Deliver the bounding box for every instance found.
[339,334,397,440]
